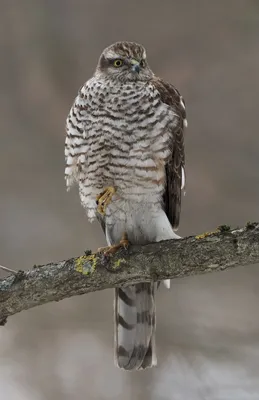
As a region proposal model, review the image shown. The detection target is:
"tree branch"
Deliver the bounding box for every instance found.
[1,223,259,326]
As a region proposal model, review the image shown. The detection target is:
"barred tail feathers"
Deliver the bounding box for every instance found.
[114,283,156,370]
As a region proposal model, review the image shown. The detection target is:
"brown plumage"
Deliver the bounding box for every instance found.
[152,78,187,228]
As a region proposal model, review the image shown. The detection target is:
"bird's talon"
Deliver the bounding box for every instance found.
[120,239,129,249]
[97,244,120,256]
[97,233,129,256]
[96,186,116,215]
[119,232,129,249]
[97,245,111,254]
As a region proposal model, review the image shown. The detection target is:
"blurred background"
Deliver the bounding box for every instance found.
[0,0,259,399]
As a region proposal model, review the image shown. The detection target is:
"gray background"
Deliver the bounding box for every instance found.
[1,1,259,399]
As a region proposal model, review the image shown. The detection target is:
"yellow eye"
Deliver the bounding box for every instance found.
[113,59,123,67]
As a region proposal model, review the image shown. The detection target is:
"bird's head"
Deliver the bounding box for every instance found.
[95,41,154,82]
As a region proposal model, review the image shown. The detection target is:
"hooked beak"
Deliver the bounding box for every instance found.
[130,59,140,73]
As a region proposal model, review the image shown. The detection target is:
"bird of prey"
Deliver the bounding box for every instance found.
[65,41,187,370]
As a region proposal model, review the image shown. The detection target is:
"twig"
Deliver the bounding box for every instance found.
[0,264,17,275]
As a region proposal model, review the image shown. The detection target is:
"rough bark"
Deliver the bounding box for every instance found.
[1,223,259,326]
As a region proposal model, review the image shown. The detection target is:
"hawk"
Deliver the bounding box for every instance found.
[65,41,187,370]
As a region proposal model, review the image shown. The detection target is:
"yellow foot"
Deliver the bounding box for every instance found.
[97,233,129,256]
[96,186,116,215]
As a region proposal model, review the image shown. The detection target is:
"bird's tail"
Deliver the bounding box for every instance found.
[114,282,156,370]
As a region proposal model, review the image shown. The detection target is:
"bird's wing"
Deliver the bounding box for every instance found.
[151,77,187,229]
[65,85,89,190]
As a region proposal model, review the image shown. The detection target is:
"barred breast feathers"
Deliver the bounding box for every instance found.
[65,75,183,221]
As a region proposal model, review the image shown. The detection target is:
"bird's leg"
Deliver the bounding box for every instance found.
[97,232,129,256]
[96,186,116,215]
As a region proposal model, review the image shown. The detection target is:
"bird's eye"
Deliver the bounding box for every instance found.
[140,59,146,67]
[113,59,123,67]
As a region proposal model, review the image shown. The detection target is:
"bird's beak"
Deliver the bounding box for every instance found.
[130,59,140,73]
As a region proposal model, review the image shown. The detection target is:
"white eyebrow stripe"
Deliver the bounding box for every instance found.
[105,50,119,58]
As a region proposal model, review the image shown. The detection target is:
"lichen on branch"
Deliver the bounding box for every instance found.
[1,223,259,326]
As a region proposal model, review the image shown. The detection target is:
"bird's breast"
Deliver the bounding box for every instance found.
[79,80,174,219]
